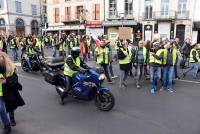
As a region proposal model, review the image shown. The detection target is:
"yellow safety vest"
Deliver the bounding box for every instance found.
[189,48,200,63]
[64,56,81,77]
[149,49,163,65]
[28,47,35,56]
[96,47,109,64]
[10,39,15,48]
[0,40,3,50]
[59,42,65,51]
[0,74,4,97]
[119,48,131,65]
[172,48,177,65]
[36,38,43,51]
[143,47,147,63]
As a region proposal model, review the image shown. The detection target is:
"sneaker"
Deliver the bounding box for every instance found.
[122,83,127,87]
[136,84,141,89]
[160,86,164,91]
[111,76,118,79]
[10,120,16,126]
[3,125,11,134]
[175,76,180,80]
[119,84,126,89]
[150,89,155,94]
[167,88,174,93]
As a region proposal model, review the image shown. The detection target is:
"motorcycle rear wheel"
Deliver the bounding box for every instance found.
[94,90,115,111]
[21,59,29,72]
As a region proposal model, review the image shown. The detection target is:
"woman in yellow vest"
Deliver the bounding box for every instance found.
[95,40,113,83]
[117,40,131,88]
[183,43,200,79]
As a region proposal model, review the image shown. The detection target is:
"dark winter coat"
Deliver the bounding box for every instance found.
[0,66,25,112]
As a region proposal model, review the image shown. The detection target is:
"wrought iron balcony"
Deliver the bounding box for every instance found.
[153,11,176,20]
[176,11,189,19]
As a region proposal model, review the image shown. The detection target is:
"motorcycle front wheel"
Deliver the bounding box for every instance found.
[94,90,115,111]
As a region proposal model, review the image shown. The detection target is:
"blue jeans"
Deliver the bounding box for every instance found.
[53,46,57,57]
[184,62,199,78]
[120,70,128,86]
[11,48,18,61]
[26,57,32,69]
[174,64,178,78]
[0,97,10,127]
[150,66,161,91]
[109,62,114,77]
[163,66,174,89]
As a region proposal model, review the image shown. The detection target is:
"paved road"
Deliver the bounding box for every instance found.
[2,48,200,134]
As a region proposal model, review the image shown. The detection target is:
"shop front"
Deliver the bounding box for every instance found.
[85,20,103,37]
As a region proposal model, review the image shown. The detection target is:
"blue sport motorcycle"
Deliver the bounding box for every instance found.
[44,58,115,111]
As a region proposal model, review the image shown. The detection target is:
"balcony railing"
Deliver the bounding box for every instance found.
[142,12,153,20]
[176,11,189,19]
[107,12,134,20]
[153,11,176,20]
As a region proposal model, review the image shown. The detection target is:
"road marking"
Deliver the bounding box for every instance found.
[174,79,200,84]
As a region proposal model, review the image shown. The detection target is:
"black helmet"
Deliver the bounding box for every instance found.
[71,47,80,58]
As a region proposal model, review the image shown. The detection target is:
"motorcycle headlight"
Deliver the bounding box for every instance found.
[99,74,106,81]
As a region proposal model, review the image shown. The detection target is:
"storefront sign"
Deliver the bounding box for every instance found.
[103,20,137,26]
[85,20,102,28]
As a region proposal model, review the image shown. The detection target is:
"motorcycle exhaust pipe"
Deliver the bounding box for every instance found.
[56,86,65,93]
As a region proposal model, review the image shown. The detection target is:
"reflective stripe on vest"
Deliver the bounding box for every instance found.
[96,47,109,64]
[0,74,4,96]
[189,49,200,63]
[119,48,131,65]
[64,56,81,77]
[143,47,147,63]
[172,48,177,65]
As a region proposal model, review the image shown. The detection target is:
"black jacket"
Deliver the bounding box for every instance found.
[0,66,25,112]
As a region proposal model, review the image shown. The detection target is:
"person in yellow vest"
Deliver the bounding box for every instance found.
[25,43,38,70]
[0,69,11,133]
[117,40,132,88]
[95,40,113,84]
[161,42,178,92]
[35,37,44,57]
[183,43,200,79]
[9,37,18,61]
[149,42,163,93]
[63,47,90,101]
[0,52,25,130]
[58,38,66,57]
[133,40,148,89]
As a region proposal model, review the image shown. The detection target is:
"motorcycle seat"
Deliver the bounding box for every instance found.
[47,57,65,68]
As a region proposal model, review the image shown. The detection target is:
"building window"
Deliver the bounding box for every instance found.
[65,7,71,21]
[124,0,133,16]
[0,0,4,9]
[92,4,100,20]
[145,5,153,19]
[15,1,22,13]
[109,0,117,16]
[76,6,84,20]
[42,6,47,14]
[161,0,169,16]
[54,8,60,23]
[0,18,5,26]
[31,5,37,15]
[178,0,187,14]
